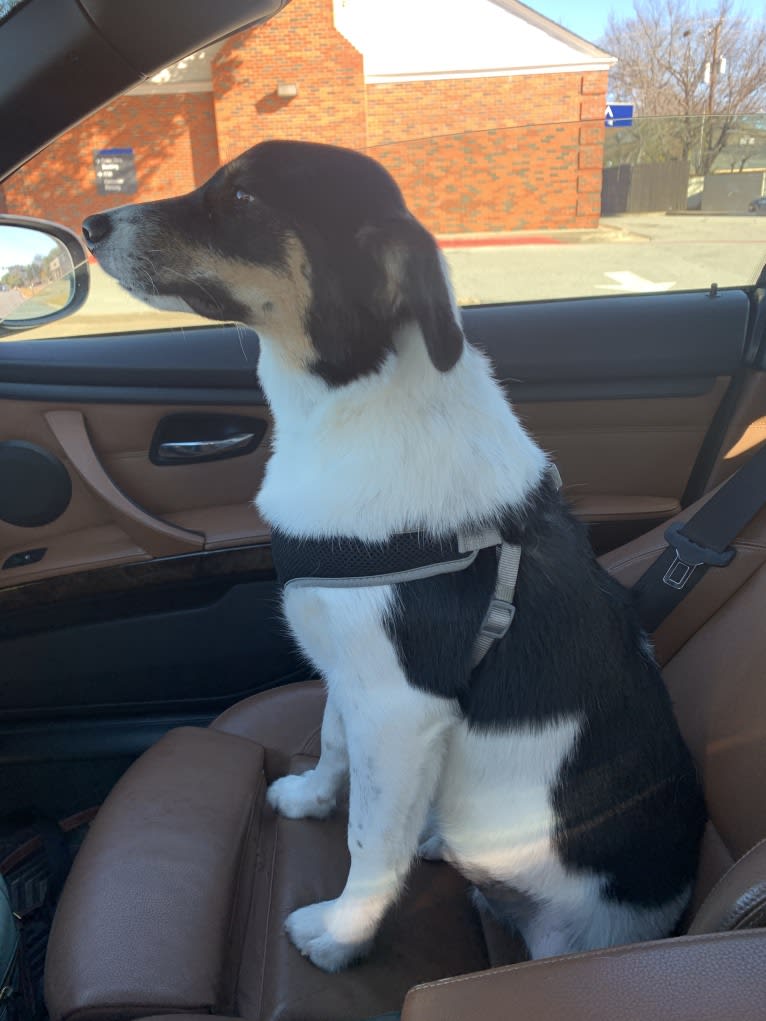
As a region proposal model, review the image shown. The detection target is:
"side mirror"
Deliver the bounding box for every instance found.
[0,216,89,336]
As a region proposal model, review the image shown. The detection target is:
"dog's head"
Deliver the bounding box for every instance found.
[83,140,463,386]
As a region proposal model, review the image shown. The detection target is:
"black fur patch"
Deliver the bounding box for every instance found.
[233,142,464,385]
[386,476,706,909]
[87,140,464,385]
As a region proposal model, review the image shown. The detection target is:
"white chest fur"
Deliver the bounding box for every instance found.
[255,324,546,541]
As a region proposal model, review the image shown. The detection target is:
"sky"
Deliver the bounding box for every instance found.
[0,227,62,273]
[528,0,765,47]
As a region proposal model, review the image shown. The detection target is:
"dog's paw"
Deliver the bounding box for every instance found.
[285,901,371,972]
[267,771,336,819]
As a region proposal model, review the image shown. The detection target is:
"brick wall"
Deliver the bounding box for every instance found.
[2,93,219,238]
[211,0,366,164]
[367,70,607,232]
[0,0,607,236]
[373,122,581,234]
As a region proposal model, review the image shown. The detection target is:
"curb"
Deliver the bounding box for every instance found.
[438,234,562,248]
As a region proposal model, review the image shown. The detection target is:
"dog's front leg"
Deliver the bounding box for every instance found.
[284,680,453,972]
[267,689,348,818]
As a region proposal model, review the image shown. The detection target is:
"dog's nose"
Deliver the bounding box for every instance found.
[82,214,112,248]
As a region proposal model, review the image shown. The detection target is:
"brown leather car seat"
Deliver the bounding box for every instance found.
[45,491,766,1021]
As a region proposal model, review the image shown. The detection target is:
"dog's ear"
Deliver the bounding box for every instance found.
[360,216,464,372]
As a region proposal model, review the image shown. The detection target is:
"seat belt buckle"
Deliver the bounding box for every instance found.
[662,522,735,591]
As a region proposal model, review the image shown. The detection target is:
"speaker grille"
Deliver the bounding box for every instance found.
[0,441,72,527]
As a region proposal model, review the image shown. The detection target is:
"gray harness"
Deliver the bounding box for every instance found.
[271,466,561,667]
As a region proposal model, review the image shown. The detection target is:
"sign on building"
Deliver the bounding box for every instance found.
[94,148,137,195]
[605,104,633,128]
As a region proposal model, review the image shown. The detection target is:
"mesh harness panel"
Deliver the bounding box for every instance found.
[271,526,518,666]
[271,529,475,587]
[269,468,560,665]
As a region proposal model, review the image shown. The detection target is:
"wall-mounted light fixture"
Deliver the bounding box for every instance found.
[276,82,298,99]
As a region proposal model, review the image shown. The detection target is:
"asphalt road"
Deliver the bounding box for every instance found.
[0,289,25,319]
[0,282,72,327]
[5,213,766,341]
[447,213,766,305]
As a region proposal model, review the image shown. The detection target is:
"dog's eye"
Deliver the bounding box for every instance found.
[235,189,255,203]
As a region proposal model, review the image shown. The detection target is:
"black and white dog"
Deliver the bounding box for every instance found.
[83,140,706,973]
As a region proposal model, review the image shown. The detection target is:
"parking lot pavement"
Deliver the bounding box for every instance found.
[4,213,766,341]
[444,213,766,305]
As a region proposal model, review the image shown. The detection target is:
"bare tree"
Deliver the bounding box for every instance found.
[601,0,766,174]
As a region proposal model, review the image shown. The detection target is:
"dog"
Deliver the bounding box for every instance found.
[83,140,706,973]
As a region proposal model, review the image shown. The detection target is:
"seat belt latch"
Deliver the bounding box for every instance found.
[662,522,735,591]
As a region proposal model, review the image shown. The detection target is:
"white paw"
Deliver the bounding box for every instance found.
[266,771,336,819]
[285,900,371,972]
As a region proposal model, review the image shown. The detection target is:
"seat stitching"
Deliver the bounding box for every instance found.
[225,768,266,1013]
[693,837,766,926]
[253,803,281,1021]
[732,897,766,930]
[300,723,323,756]
[607,537,766,578]
[603,547,666,573]
[62,1001,212,1021]
[726,885,766,929]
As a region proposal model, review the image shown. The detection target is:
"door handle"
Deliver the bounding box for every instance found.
[158,432,255,461]
[45,410,205,557]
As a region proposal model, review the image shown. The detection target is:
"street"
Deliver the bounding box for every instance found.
[446,213,766,305]
[0,280,73,327]
[4,213,766,341]
[0,288,25,320]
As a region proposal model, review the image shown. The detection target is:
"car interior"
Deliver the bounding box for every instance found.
[1,0,765,1019]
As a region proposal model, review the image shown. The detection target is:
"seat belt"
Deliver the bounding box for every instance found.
[633,442,766,632]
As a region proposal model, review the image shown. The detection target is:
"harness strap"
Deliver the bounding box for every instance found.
[273,465,562,669]
[467,463,561,667]
[471,540,521,666]
[274,529,478,590]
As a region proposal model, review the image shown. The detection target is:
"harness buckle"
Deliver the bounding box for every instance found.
[480,598,516,641]
[662,522,735,591]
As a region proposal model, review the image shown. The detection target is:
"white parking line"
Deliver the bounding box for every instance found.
[595,270,676,293]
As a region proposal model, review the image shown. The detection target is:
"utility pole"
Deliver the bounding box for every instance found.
[707,18,722,118]
[702,17,725,174]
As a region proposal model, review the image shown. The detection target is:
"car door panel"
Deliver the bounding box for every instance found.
[478,290,749,547]
[707,370,766,487]
[0,289,754,739]
[0,290,747,387]
[0,397,271,588]
[516,378,729,535]
[0,292,748,582]
[1,575,293,718]
[0,378,727,585]
[470,290,747,383]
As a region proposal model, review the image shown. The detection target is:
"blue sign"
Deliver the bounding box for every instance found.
[605,104,633,128]
[94,147,137,195]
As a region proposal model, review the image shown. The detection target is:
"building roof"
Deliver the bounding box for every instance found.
[334,0,616,84]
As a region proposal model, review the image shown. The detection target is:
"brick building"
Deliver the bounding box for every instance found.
[2,0,615,236]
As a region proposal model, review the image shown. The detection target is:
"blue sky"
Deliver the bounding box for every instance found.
[0,227,61,273]
[529,0,765,47]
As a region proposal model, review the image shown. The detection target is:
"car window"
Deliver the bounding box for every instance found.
[0,0,26,25]
[2,3,766,342]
